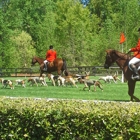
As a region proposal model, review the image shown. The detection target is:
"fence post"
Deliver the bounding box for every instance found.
[30,68,32,76]
[15,68,17,77]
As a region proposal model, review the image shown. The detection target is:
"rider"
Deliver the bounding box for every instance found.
[43,45,57,71]
[128,28,140,79]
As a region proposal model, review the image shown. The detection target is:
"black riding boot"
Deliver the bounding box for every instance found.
[130,64,139,80]
[130,64,138,75]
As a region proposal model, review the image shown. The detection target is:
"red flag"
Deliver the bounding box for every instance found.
[120,33,126,44]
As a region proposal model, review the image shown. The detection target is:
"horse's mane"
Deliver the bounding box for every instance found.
[34,56,45,60]
[110,49,129,60]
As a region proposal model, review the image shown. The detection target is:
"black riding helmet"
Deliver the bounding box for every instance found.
[49,45,53,49]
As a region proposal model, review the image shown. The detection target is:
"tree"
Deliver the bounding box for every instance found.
[10,30,36,67]
[55,0,99,66]
[0,0,140,68]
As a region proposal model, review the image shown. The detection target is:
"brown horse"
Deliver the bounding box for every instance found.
[104,49,140,102]
[31,56,68,76]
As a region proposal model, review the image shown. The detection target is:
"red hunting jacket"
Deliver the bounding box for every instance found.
[46,49,57,62]
[130,39,140,58]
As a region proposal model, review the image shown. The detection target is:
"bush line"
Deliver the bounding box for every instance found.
[0,97,140,140]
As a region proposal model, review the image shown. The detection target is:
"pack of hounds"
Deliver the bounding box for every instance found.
[0,71,121,91]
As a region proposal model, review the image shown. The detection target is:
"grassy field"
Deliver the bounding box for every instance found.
[0,76,140,101]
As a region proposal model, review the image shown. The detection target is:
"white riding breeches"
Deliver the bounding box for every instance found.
[44,60,48,64]
[128,57,140,70]
[129,57,140,65]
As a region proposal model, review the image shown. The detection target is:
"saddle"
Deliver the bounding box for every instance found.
[43,61,54,71]
[47,61,54,67]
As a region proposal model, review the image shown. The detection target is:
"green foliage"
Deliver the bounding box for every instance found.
[10,30,36,67]
[55,0,100,66]
[0,98,140,139]
[0,0,140,67]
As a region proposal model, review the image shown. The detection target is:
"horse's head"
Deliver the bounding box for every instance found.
[104,49,116,69]
[31,57,37,66]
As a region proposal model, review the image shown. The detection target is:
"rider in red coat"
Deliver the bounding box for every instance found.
[44,45,57,71]
[130,39,140,57]
[128,28,140,79]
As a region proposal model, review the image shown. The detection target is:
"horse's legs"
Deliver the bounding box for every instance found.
[40,64,44,77]
[39,63,45,76]
[40,72,43,77]
[57,69,61,75]
[128,80,136,101]
[40,63,44,69]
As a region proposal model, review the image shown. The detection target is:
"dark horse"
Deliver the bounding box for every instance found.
[104,49,140,102]
[31,56,68,76]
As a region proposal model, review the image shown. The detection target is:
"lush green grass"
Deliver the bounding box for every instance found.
[0,76,140,101]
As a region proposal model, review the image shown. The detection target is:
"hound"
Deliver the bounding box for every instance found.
[83,79,103,92]
[76,71,90,79]
[99,75,116,83]
[57,75,78,88]
[15,79,26,88]
[113,74,121,82]
[72,71,90,84]
[28,76,47,86]
[0,79,14,89]
[0,78,4,85]
[41,73,47,85]
[47,74,60,86]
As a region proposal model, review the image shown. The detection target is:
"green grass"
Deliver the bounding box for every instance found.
[0,76,140,101]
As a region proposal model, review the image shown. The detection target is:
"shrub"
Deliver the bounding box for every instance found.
[0,97,140,140]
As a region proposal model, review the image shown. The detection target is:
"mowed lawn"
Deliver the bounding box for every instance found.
[0,76,140,101]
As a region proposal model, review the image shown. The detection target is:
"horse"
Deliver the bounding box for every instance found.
[31,56,68,76]
[104,49,140,102]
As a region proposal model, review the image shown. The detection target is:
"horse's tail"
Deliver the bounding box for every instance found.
[62,59,67,70]
[62,59,69,76]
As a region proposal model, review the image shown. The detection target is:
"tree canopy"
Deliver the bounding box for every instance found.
[0,0,140,68]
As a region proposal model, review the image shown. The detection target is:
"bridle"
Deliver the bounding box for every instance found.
[106,51,131,69]
[32,58,37,65]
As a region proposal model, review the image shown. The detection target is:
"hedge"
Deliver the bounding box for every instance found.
[0,97,140,140]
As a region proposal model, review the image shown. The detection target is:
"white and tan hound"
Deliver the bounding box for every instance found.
[0,78,14,89]
[57,75,78,88]
[28,75,47,87]
[15,79,26,88]
[47,74,60,86]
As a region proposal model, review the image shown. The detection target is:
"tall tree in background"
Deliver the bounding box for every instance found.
[10,31,36,68]
[55,0,99,66]
[10,0,56,57]
[0,0,16,68]
[88,0,140,60]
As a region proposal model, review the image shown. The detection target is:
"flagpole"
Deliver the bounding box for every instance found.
[120,32,125,83]
[121,43,124,83]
